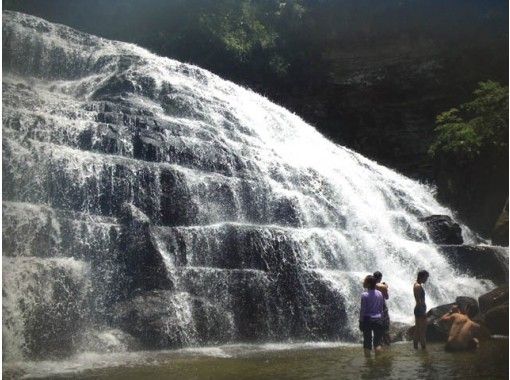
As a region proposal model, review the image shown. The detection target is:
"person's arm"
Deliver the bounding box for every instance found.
[381,283,389,300]
[360,294,366,322]
[440,312,453,322]
[359,294,366,331]
[376,283,388,299]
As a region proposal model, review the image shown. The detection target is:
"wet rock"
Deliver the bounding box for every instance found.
[419,215,463,245]
[113,290,234,348]
[484,304,509,335]
[491,200,509,246]
[479,286,509,314]
[113,290,186,348]
[389,322,412,343]
[438,245,508,285]
[118,203,173,295]
[2,257,90,360]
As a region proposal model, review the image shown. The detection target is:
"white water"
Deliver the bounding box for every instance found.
[2,11,496,365]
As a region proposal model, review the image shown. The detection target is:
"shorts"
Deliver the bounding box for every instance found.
[414,304,427,317]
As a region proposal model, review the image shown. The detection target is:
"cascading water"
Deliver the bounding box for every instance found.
[2,11,496,363]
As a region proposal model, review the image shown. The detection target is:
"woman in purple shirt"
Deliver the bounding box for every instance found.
[359,275,385,355]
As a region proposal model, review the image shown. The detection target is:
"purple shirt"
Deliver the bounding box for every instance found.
[360,289,384,320]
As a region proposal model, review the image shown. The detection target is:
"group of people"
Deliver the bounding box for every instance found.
[359,270,481,355]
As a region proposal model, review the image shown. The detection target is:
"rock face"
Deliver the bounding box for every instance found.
[455,296,479,318]
[492,200,509,246]
[478,286,509,336]
[438,245,509,286]
[479,286,509,314]
[1,11,495,361]
[484,304,509,335]
[419,215,463,245]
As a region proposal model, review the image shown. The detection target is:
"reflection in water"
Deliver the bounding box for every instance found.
[360,351,394,379]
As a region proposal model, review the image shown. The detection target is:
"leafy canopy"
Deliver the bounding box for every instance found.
[429,80,508,162]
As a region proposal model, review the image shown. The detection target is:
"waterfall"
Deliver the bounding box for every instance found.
[2,11,494,361]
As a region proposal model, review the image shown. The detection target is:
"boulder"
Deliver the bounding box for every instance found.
[479,286,509,314]
[438,245,508,285]
[484,303,509,335]
[425,303,455,341]
[419,215,463,245]
[388,322,412,343]
[491,200,509,246]
[455,296,479,318]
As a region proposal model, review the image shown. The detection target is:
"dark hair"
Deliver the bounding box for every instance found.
[417,270,429,282]
[364,275,377,290]
[373,271,382,282]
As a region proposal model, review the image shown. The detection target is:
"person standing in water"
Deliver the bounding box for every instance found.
[360,275,385,356]
[373,271,390,345]
[413,270,429,349]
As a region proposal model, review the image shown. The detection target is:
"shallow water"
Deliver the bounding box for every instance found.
[4,339,508,379]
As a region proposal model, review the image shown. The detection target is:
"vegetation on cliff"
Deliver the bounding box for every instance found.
[429,81,509,236]
[429,81,508,161]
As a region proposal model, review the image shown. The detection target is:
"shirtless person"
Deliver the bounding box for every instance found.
[440,304,480,351]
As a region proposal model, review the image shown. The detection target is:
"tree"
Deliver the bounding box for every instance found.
[429,80,508,163]
[429,81,508,235]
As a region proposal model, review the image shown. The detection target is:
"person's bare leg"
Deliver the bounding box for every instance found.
[374,345,383,355]
[413,319,419,349]
[418,317,427,349]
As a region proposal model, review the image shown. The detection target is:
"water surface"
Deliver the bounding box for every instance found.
[4,339,508,379]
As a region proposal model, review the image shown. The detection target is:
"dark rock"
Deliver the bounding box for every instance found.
[419,215,463,245]
[479,286,509,314]
[3,258,90,360]
[118,203,173,296]
[426,303,455,320]
[484,303,509,335]
[492,200,509,246]
[438,245,509,285]
[113,290,187,348]
[455,296,479,318]
[389,322,412,343]
[113,290,234,349]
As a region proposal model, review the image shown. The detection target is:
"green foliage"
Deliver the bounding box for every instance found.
[429,81,508,162]
[198,1,277,61]
[196,0,305,73]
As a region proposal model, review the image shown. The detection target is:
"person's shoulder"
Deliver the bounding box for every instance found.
[413,282,421,289]
[375,289,384,297]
